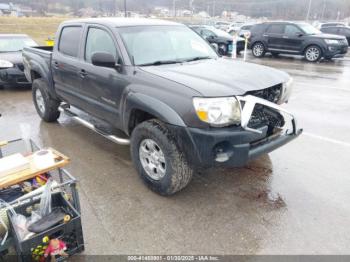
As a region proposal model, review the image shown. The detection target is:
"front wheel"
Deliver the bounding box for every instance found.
[131,119,193,196]
[251,42,266,58]
[32,79,61,122]
[304,45,322,62]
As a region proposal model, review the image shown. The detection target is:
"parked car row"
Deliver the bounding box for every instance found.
[249,21,349,62]
[215,20,349,62]
[190,25,245,55]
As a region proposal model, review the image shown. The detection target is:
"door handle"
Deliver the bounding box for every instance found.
[263,34,268,37]
[79,69,88,78]
[53,61,59,69]
[282,36,289,39]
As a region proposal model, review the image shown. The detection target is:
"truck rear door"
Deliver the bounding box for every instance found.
[52,25,85,108]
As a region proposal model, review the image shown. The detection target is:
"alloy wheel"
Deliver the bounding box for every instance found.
[139,139,166,180]
[253,43,264,57]
[35,88,46,114]
[306,47,320,62]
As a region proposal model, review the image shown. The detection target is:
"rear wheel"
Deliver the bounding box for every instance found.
[304,45,322,62]
[131,119,193,196]
[32,79,61,122]
[251,42,266,58]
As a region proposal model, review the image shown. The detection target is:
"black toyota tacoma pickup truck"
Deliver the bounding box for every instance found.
[23,18,302,195]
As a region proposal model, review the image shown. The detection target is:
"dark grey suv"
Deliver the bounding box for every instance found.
[250,22,349,62]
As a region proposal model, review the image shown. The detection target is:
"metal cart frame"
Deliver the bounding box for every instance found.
[0,138,81,255]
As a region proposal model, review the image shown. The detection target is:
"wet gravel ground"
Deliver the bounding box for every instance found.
[0,52,350,255]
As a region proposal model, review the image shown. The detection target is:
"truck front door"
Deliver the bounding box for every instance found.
[79,25,126,127]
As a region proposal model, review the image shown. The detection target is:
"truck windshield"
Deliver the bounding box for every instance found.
[118,25,218,66]
[0,36,37,52]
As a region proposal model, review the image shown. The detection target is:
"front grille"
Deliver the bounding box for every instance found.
[247,84,282,103]
[248,105,285,135]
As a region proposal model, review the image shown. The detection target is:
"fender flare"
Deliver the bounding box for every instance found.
[123,92,186,135]
[26,58,57,99]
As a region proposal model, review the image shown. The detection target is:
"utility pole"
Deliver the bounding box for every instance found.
[321,0,326,21]
[213,0,216,17]
[124,0,127,17]
[173,0,176,17]
[306,0,312,21]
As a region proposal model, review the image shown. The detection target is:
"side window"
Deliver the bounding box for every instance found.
[321,27,332,33]
[266,24,284,34]
[327,27,338,34]
[285,25,302,35]
[58,26,82,57]
[85,27,117,63]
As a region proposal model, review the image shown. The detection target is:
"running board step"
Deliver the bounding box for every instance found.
[58,106,130,146]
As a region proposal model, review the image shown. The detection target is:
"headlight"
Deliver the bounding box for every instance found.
[193,97,241,127]
[283,77,293,89]
[324,39,339,45]
[280,77,293,104]
[0,60,14,69]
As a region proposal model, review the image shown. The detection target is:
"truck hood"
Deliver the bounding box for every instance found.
[140,58,289,97]
[0,51,23,64]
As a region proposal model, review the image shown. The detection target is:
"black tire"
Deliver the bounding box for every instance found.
[251,42,266,58]
[271,52,279,57]
[131,119,193,196]
[218,44,227,56]
[304,45,322,62]
[32,78,60,122]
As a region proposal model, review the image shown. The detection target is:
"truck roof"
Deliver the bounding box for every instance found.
[62,18,182,27]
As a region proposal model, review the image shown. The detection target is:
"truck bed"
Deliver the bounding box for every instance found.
[22,46,53,85]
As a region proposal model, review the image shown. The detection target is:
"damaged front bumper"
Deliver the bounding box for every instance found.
[237,95,302,162]
[169,95,303,168]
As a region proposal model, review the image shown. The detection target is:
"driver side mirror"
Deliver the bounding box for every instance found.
[91,52,121,70]
[295,32,304,37]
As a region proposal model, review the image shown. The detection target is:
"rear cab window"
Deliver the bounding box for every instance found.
[58,26,82,57]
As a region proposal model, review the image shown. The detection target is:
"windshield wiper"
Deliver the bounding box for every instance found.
[185,56,212,62]
[138,60,182,66]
